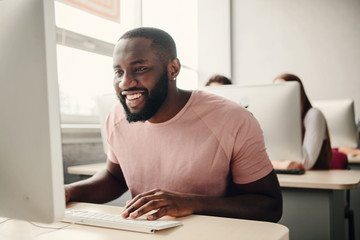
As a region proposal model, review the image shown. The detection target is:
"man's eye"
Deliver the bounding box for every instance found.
[114,70,123,76]
[135,67,147,72]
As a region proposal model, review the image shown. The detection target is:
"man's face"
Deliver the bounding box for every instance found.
[113,38,169,122]
[118,69,168,122]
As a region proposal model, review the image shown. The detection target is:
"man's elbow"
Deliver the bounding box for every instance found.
[270,199,283,222]
[266,195,283,223]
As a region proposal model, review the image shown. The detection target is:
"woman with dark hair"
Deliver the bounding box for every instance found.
[272,73,332,170]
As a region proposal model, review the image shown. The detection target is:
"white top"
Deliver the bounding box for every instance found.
[302,108,327,169]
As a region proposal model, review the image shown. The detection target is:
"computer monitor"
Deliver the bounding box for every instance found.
[0,0,65,223]
[312,99,358,148]
[203,82,303,162]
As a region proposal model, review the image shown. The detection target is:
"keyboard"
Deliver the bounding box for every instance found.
[62,209,182,233]
[274,169,305,175]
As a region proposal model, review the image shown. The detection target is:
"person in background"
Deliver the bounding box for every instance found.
[271,73,332,170]
[338,146,360,158]
[337,121,360,160]
[205,74,232,86]
[65,27,282,222]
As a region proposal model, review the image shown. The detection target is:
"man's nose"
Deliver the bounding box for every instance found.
[118,72,137,90]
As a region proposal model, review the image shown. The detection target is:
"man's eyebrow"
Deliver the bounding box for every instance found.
[130,59,148,65]
[113,59,148,69]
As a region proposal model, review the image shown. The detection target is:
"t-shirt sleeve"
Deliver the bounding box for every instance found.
[107,146,118,164]
[105,110,119,165]
[231,113,273,184]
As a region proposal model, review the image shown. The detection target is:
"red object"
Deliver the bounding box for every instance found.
[330,148,348,169]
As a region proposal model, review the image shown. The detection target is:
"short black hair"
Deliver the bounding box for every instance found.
[119,27,177,63]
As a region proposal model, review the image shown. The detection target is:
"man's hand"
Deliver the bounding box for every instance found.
[121,189,197,220]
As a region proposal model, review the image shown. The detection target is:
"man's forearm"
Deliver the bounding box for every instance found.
[191,194,282,222]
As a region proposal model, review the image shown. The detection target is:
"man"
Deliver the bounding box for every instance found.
[65,27,282,222]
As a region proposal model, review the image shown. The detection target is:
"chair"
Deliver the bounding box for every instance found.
[330,148,348,169]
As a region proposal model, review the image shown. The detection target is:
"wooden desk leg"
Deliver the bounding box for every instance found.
[279,188,345,240]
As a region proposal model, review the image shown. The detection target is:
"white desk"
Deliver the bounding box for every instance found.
[277,170,360,240]
[67,162,106,176]
[349,155,360,164]
[68,164,360,240]
[277,169,360,190]
[0,202,289,240]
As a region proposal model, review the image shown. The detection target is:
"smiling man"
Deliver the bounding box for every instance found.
[65,27,282,222]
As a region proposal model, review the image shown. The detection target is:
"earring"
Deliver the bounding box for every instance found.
[173,77,176,81]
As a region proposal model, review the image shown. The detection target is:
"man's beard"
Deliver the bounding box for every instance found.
[118,70,169,122]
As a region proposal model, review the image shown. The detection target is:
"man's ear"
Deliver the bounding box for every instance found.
[167,58,181,81]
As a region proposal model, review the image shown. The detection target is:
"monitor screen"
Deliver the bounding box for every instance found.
[203,82,303,162]
[0,0,65,223]
[312,99,358,148]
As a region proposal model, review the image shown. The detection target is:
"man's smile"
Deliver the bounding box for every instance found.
[121,90,146,110]
[126,93,142,100]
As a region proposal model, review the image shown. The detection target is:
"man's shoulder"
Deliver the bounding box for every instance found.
[106,103,127,128]
[189,90,256,130]
[191,90,251,117]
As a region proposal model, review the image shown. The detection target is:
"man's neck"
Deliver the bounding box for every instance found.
[148,88,192,123]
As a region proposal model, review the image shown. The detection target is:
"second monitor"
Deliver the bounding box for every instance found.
[203,82,302,162]
[312,98,358,148]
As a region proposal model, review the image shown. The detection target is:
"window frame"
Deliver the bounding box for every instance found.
[57,28,114,142]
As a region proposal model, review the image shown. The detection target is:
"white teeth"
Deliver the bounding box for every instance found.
[126,93,142,100]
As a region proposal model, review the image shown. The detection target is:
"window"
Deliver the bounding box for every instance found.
[57,45,114,116]
[55,0,139,123]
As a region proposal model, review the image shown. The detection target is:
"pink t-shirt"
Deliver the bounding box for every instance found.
[106,90,273,197]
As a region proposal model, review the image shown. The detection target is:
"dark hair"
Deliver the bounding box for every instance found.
[205,75,232,86]
[119,27,177,64]
[274,73,312,119]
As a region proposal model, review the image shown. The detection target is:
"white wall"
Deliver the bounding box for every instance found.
[231,0,360,120]
[141,0,232,88]
[198,0,231,86]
